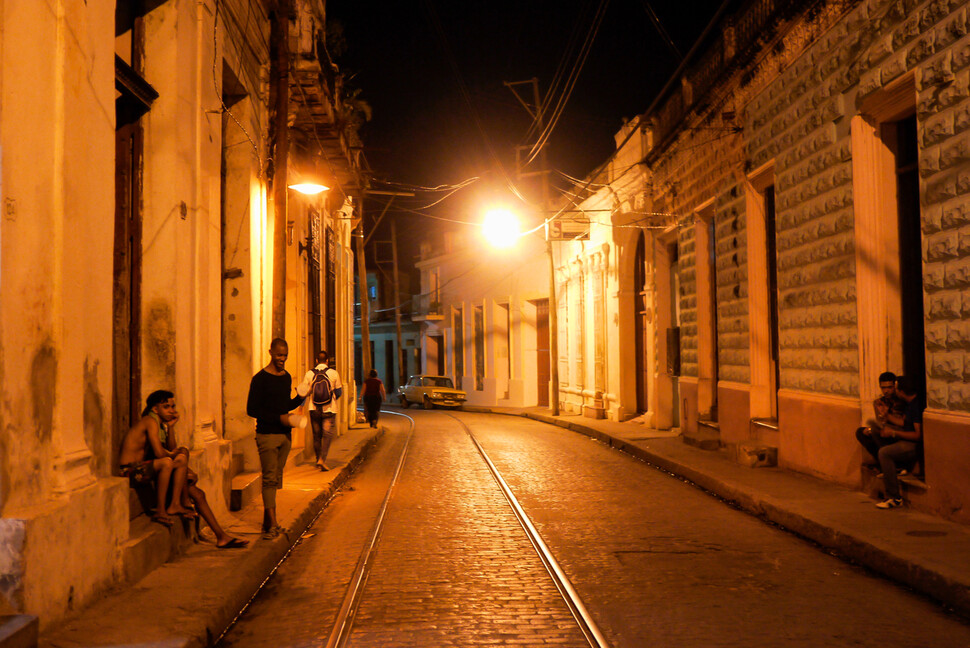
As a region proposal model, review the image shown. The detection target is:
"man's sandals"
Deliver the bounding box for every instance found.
[151,513,174,528]
[217,538,249,549]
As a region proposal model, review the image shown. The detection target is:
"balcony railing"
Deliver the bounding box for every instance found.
[413,294,444,321]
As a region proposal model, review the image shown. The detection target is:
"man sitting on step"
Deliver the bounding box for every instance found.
[857,376,923,510]
[121,390,249,548]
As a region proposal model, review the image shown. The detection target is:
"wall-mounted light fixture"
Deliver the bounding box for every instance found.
[288,181,330,195]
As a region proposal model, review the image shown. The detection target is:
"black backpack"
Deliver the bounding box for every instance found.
[311,369,334,407]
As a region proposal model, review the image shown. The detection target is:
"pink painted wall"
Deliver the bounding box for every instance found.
[718,384,752,447]
[922,412,970,525]
[778,392,861,486]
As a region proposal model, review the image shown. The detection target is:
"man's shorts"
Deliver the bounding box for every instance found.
[120,460,155,487]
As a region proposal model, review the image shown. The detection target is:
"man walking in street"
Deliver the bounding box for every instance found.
[298,350,343,471]
[247,338,305,539]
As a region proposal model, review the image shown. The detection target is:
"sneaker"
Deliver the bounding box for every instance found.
[261,525,282,540]
[876,498,903,509]
[898,468,909,477]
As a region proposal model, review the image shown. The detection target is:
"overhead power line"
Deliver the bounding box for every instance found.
[523,0,611,168]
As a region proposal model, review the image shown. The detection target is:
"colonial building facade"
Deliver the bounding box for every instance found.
[556,0,970,523]
[0,0,361,625]
[413,232,552,408]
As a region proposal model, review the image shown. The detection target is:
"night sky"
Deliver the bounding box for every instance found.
[326,0,727,257]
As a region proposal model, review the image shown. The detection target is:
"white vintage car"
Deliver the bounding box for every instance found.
[398,375,466,410]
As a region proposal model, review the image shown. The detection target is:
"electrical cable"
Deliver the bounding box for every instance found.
[519,0,594,145]
[421,0,529,208]
[213,0,262,172]
[523,0,611,168]
[370,176,481,193]
[639,0,683,60]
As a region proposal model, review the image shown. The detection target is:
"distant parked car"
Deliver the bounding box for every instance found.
[398,375,466,410]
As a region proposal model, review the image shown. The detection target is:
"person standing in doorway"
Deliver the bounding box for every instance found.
[297,350,343,471]
[247,338,305,539]
[359,369,386,428]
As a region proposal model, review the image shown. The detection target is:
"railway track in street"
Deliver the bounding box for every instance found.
[219,409,970,648]
[218,408,609,648]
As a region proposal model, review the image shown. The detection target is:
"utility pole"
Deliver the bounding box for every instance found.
[269,0,290,339]
[391,219,405,387]
[506,78,560,415]
[356,195,405,378]
[355,204,372,375]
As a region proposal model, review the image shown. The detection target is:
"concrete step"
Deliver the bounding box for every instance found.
[0,615,37,648]
[230,471,261,512]
[121,514,195,585]
[861,465,928,502]
[128,485,151,521]
[683,419,720,451]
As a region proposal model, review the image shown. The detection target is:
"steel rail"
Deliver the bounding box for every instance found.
[447,412,611,648]
[213,411,408,647]
[325,409,415,648]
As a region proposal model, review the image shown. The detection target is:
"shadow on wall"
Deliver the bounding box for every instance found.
[83,358,107,476]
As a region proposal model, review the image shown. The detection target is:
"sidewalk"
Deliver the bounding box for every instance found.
[39,424,384,648]
[469,406,970,618]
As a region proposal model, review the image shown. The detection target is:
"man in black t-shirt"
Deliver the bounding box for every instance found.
[856,371,908,465]
[247,338,305,539]
[870,375,924,509]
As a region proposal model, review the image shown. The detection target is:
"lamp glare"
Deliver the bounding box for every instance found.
[288,183,330,195]
[483,209,519,248]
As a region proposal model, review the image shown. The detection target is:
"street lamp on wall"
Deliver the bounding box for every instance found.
[288,181,330,195]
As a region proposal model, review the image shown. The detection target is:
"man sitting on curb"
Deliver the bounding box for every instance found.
[155,391,249,549]
[856,371,908,471]
[119,390,194,527]
[858,376,924,510]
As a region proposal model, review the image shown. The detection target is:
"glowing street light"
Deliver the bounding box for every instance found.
[482,208,520,248]
[288,182,330,195]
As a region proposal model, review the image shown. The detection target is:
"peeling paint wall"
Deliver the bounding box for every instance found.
[145,298,177,386]
[83,358,108,476]
[0,0,127,625]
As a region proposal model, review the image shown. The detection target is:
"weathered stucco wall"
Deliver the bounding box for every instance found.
[0,0,129,624]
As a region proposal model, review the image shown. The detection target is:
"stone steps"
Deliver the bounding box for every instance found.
[0,615,37,648]
[121,513,196,585]
[684,419,721,450]
[230,471,261,511]
[861,465,928,503]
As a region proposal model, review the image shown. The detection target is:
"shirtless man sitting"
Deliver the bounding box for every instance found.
[156,392,249,548]
[119,390,193,527]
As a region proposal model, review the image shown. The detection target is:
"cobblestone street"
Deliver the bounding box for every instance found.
[218,411,970,648]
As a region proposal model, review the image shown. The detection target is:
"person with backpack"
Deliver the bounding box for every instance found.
[359,369,387,428]
[297,350,343,471]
